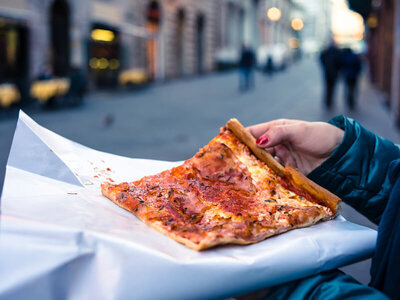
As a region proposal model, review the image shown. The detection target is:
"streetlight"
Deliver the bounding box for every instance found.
[291,18,304,31]
[267,7,281,22]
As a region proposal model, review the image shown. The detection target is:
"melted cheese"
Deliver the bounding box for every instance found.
[103,127,334,250]
[215,132,331,214]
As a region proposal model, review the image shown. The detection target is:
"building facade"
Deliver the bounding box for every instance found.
[260,0,293,46]
[0,0,304,90]
[292,0,332,54]
[0,0,221,85]
[349,0,400,125]
[134,0,219,79]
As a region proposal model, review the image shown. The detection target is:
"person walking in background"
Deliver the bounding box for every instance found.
[341,48,362,110]
[264,55,274,77]
[67,67,87,106]
[238,45,256,92]
[37,64,53,81]
[319,42,341,108]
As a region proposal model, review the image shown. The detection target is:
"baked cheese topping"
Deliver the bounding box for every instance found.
[215,129,332,212]
[102,126,335,250]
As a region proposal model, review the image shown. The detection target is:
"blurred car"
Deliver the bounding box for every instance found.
[257,43,290,72]
[215,48,240,71]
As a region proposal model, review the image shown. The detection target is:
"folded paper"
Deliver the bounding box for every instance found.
[0,111,377,300]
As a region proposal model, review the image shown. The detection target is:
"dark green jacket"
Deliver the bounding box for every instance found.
[267,115,400,299]
[309,115,400,225]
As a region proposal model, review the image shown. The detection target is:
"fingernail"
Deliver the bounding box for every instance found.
[256,136,269,145]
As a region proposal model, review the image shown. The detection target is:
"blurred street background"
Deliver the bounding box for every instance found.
[1,0,400,295]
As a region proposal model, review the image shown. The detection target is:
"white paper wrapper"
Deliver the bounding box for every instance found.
[0,111,377,300]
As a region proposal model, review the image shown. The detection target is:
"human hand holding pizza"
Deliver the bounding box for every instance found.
[247,119,344,175]
[103,118,341,250]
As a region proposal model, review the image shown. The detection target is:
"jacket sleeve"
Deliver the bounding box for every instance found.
[266,269,389,300]
[307,115,400,225]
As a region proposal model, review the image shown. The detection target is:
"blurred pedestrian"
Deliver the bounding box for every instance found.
[341,48,362,110]
[238,45,256,92]
[319,42,341,108]
[37,64,53,81]
[68,67,87,106]
[264,56,274,77]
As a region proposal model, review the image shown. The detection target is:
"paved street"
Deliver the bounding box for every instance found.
[1,57,399,286]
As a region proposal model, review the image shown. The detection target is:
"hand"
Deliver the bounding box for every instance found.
[247,119,344,175]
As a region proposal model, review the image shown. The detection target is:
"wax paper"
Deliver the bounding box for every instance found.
[0,111,377,300]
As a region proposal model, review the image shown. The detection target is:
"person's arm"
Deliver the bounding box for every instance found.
[266,269,389,300]
[248,115,400,225]
[308,116,400,224]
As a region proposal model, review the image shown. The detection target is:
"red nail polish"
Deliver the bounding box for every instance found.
[256,136,269,145]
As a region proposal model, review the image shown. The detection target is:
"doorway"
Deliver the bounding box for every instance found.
[50,0,70,76]
[0,19,29,82]
[175,9,185,77]
[195,14,205,74]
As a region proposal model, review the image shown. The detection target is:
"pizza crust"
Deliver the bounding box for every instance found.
[227,118,341,214]
[283,165,341,214]
[227,118,284,176]
[101,119,342,251]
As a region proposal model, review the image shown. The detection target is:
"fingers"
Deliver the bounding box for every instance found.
[263,145,296,167]
[247,119,342,174]
[247,119,295,139]
[247,119,311,170]
[265,147,276,157]
[274,144,296,167]
[247,123,270,139]
[257,123,302,148]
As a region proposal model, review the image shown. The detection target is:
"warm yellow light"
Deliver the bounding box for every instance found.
[367,14,378,28]
[119,69,149,85]
[288,37,300,49]
[0,84,20,108]
[98,58,109,69]
[291,18,304,31]
[354,32,364,40]
[89,57,98,69]
[109,59,120,70]
[91,29,115,42]
[331,0,364,45]
[267,7,281,22]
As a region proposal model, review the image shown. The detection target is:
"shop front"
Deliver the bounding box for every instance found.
[0,17,29,106]
[88,24,120,88]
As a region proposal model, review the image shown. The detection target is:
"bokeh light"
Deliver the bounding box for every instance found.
[331,0,364,44]
[98,58,109,69]
[109,59,120,70]
[267,7,282,22]
[91,29,115,42]
[288,37,300,49]
[291,18,304,31]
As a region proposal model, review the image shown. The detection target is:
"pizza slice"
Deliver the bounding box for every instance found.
[101,119,341,250]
